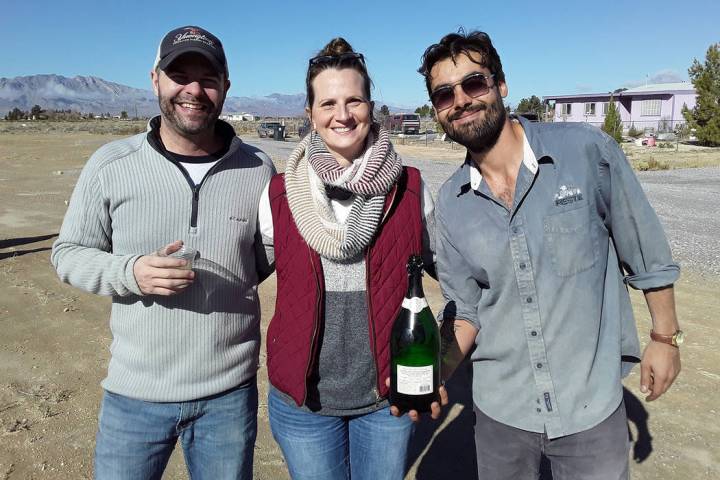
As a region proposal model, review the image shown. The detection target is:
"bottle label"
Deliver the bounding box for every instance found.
[396,365,433,395]
[402,297,428,314]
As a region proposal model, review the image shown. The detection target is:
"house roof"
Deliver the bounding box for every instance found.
[542,92,611,101]
[543,82,696,102]
[620,82,695,94]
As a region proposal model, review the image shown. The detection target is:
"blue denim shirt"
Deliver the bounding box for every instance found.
[435,118,679,438]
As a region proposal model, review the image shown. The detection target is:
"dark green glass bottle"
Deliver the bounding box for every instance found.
[390,255,440,413]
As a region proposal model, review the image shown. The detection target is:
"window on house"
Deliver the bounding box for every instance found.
[584,103,596,115]
[560,104,572,115]
[602,102,609,115]
[641,99,661,116]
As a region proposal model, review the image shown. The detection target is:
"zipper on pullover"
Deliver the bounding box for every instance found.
[191,185,200,228]
[171,160,225,230]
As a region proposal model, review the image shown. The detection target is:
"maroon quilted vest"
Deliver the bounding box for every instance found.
[267,167,423,406]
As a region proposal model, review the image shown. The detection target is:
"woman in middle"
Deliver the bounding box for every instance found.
[257,37,436,480]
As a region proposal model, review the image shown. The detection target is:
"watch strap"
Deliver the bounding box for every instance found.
[650,330,680,347]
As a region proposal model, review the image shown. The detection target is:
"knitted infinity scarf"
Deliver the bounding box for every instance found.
[285,125,402,260]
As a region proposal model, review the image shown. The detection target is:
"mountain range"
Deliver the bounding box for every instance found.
[0,74,411,117]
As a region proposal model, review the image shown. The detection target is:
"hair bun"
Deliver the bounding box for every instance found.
[318,37,354,57]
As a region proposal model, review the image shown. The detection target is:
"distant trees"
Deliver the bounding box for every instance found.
[47,109,83,121]
[31,104,45,119]
[375,104,390,125]
[5,107,27,121]
[601,97,623,143]
[414,104,432,117]
[515,95,544,118]
[1,107,137,121]
[682,43,720,146]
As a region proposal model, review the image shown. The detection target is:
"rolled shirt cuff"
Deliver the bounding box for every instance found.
[624,263,680,290]
[438,301,479,330]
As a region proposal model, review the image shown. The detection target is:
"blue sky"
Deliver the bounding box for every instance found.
[2,0,718,109]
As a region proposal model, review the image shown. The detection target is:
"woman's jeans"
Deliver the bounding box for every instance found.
[268,388,414,480]
[94,378,258,480]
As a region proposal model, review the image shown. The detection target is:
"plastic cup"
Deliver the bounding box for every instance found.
[169,245,197,270]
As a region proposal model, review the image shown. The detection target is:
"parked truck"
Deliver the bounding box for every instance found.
[384,113,421,135]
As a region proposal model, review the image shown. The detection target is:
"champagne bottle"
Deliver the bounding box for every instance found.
[390,254,440,413]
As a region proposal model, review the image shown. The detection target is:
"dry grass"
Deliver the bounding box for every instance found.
[0,120,147,136]
[622,143,720,170]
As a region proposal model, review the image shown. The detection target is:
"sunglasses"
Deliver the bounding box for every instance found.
[309,52,365,67]
[429,72,496,112]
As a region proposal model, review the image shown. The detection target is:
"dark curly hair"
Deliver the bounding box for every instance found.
[306,37,372,108]
[418,30,505,96]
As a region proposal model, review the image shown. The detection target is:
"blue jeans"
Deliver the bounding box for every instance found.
[94,378,258,480]
[268,388,414,480]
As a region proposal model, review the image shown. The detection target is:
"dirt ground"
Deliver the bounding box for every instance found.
[1,130,719,479]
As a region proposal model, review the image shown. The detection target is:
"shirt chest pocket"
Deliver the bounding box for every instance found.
[543,204,599,277]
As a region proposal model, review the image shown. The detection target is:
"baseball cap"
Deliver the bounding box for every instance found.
[153,26,228,77]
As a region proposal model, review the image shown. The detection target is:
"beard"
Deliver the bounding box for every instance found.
[158,91,222,136]
[441,95,506,154]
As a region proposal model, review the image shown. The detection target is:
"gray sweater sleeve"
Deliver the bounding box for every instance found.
[51,149,142,297]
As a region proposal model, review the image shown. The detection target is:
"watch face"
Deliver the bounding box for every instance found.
[674,331,685,346]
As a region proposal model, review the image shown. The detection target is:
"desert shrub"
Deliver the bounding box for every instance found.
[633,155,671,171]
[646,156,670,170]
[658,119,673,133]
[627,124,643,138]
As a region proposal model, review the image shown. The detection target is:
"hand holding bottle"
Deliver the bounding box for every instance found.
[387,377,448,421]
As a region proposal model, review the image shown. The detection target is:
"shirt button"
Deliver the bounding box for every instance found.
[536,363,543,369]
[512,226,519,234]
[531,330,538,337]
[536,408,542,413]
[519,262,526,269]
[526,297,533,303]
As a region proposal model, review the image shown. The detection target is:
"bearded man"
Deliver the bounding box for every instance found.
[421,31,682,480]
[52,26,275,479]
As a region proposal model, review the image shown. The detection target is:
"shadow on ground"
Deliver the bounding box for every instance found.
[0,233,58,249]
[0,233,57,260]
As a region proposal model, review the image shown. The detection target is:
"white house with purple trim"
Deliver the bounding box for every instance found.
[543,82,696,132]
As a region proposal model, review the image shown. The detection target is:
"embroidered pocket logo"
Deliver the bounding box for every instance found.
[229,216,248,223]
[554,185,583,206]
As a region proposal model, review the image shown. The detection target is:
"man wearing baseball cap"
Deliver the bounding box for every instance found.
[52,25,275,479]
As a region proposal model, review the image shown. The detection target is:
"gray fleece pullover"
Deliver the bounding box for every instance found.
[51,119,275,402]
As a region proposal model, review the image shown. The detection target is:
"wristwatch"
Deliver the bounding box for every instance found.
[650,330,685,347]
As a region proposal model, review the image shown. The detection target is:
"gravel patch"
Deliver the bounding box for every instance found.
[635,167,720,277]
